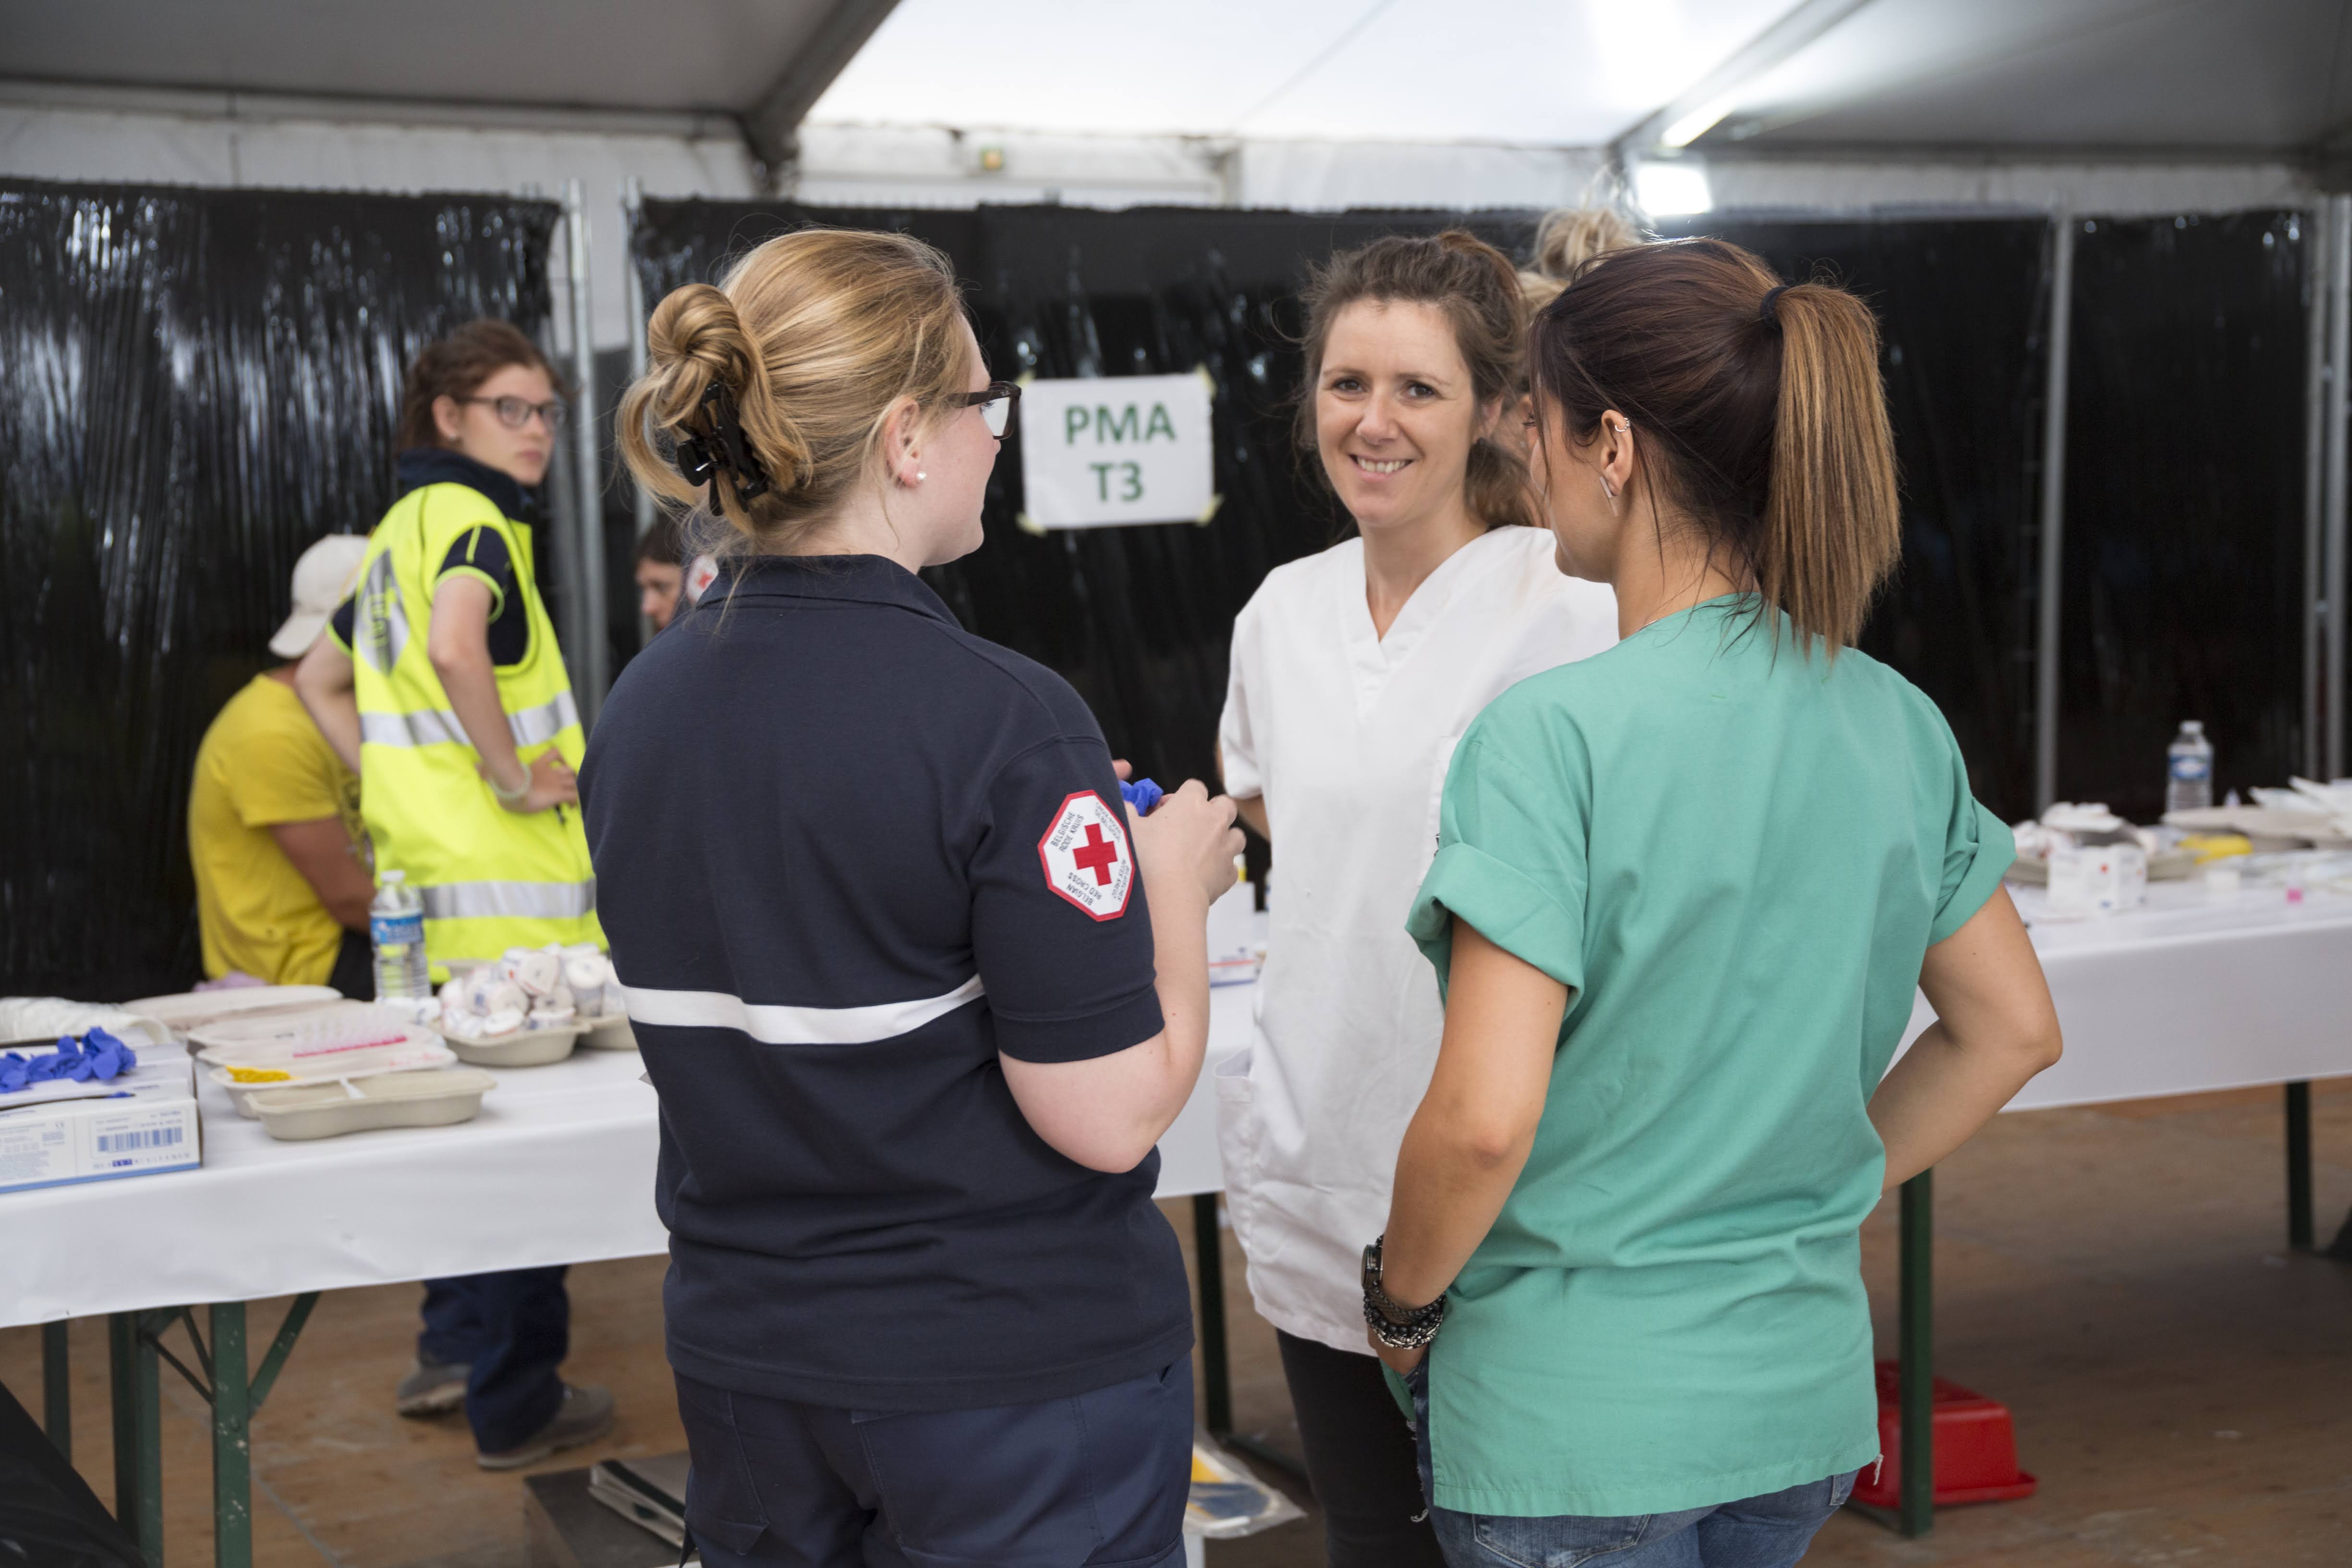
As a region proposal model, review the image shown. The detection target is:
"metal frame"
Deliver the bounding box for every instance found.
[52,1295,320,1568]
[739,0,906,187]
[2326,195,2352,783]
[2032,214,2078,814]
[561,179,609,726]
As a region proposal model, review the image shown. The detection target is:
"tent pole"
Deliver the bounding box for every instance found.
[2327,196,2352,780]
[2306,207,2332,781]
[2034,213,2077,815]
[622,178,653,542]
[564,178,609,723]
[621,176,656,648]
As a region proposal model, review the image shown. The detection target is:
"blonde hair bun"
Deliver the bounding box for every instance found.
[620,229,975,551]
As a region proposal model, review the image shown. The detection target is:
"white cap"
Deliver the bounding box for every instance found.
[270,534,372,658]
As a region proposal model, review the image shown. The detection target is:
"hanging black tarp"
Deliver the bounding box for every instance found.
[1663,217,2054,822]
[2058,211,2310,819]
[637,202,2056,823]
[630,202,1540,813]
[0,181,558,1000]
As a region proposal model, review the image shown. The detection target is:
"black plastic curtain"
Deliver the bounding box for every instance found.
[2058,211,2310,820]
[1663,217,2055,821]
[630,202,1540,823]
[0,182,558,1000]
[636,202,2072,822]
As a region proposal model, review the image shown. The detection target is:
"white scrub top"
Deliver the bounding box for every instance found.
[1216,525,1618,1354]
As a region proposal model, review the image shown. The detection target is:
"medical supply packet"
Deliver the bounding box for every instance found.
[0,1050,199,1196]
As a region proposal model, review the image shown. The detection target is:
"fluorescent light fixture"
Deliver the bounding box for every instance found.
[1659,95,1737,150]
[1634,161,1713,217]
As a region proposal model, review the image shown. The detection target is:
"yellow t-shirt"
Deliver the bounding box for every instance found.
[188,673,366,985]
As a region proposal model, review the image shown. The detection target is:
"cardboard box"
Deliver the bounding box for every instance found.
[0,1054,201,1196]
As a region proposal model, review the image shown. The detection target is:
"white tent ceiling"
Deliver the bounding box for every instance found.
[813,0,1793,145]
[810,0,2352,158]
[4,0,2342,160]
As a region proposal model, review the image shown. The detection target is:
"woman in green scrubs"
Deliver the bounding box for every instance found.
[1360,239,2064,1567]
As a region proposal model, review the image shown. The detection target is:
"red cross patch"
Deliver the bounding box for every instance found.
[1036,791,1134,921]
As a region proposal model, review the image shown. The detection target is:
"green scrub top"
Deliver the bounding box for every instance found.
[1406,596,2013,1518]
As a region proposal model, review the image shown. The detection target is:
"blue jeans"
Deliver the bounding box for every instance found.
[1407,1363,1859,1568]
[674,1358,1193,1568]
[417,1267,569,1451]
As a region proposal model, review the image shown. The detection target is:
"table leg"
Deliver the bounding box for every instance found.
[109,1311,164,1567]
[1193,1193,1232,1435]
[43,1318,71,1462]
[2287,1082,2314,1251]
[1900,1170,1935,1539]
[212,1304,252,1568]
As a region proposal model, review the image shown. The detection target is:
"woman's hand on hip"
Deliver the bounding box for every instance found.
[1129,779,1244,909]
[483,750,579,813]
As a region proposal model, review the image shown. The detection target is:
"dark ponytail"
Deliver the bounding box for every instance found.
[1528,239,1900,653]
[1295,230,1536,531]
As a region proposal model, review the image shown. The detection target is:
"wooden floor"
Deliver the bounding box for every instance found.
[5,1080,2351,1568]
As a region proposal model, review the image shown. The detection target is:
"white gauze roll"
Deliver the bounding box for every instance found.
[503,950,560,997]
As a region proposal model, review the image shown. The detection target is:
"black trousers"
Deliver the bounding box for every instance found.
[1276,1330,1446,1568]
[674,1361,1192,1567]
[326,926,374,1001]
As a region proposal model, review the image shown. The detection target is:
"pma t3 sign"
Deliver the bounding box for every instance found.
[1017,370,1219,531]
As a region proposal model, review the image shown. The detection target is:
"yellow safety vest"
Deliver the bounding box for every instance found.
[349,476,602,968]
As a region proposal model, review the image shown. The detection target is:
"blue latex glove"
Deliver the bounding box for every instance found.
[1120,777,1164,816]
[0,1028,138,1094]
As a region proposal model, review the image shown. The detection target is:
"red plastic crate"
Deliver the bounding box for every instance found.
[1849,1361,2037,1509]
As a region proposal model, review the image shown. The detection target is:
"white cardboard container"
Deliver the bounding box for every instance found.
[0,1053,200,1196]
[249,1069,497,1141]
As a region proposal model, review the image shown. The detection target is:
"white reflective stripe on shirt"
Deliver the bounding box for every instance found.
[620,974,987,1045]
[419,878,598,921]
[361,708,467,748]
[360,692,579,750]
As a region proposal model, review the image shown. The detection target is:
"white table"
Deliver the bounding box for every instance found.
[4,985,1261,1568]
[1870,875,2352,1532]
[23,878,2352,1553]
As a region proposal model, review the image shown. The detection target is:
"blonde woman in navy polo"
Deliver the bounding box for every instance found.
[583,230,1245,1567]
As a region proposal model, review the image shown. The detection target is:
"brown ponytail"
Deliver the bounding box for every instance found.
[1295,229,1536,532]
[1528,238,1899,654]
[619,229,975,552]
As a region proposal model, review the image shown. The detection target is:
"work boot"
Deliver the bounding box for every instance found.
[475,1383,616,1471]
[393,1354,470,1417]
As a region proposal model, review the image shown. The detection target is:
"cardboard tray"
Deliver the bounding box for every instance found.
[247,1068,497,1141]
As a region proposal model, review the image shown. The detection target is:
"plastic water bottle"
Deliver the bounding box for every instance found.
[370,870,430,1003]
[2166,721,2214,814]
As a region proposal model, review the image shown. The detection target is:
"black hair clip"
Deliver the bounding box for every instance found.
[673,381,771,502]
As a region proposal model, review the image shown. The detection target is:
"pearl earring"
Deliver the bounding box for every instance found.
[916,470,926,482]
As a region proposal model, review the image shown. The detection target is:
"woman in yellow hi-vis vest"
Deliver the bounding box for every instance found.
[301,323,602,968]
[297,319,613,1469]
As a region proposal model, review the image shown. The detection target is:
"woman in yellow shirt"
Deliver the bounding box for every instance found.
[187,535,375,990]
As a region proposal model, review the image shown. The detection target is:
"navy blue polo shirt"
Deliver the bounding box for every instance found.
[580,554,1193,1411]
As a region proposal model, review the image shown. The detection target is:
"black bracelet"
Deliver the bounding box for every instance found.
[1362,1235,1447,1349]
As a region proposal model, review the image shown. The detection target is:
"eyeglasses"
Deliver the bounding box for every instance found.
[956,382,1022,439]
[465,395,568,434]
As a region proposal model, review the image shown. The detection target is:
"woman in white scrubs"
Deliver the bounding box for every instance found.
[1216,231,1617,1567]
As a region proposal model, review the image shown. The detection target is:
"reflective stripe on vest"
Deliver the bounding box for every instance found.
[361,692,580,751]
[419,878,598,922]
